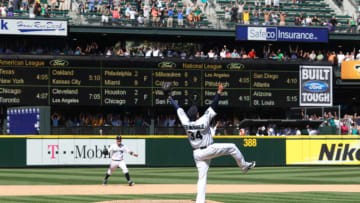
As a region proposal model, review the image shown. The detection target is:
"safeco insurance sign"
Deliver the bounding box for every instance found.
[299,66,333,106]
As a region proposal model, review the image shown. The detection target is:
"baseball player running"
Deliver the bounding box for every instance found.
[167,82,255,203]
[103,135,138,186]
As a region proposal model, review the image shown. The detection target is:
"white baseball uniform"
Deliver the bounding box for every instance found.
[107,143,132,175]
[177,107,252,203]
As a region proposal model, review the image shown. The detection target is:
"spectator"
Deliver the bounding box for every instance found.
[263,11,271,25]
[309,50,316,61]
[29,3,35,18]
[349,16,357,33]
[125,3,131,19]
[357,14,360,32]
[167,7,174,27]
[231,49,239,58]
[159,8,166,27]
[337,50,345,68]
[255,0,261,7]
[305,15,312,26]
[0,3,6,17]
[21,0,28,10]
[237,1,245,23]
[220,48,226,59]
[79,1,85,13]
[231,4,238,22]
[50,0,56,12]
[279,12,286,26]
[59,0,65,11]
[224,6,231,22]
[341,121,349,135]
[151,7,158,27]
[248,49,256,58]
[111,7,120,25]
[312,15,320,25]
[188,11,194,26]
[194,6,201,23]
[7,2,14,17]
[316,51,324,61]
[185,3,192,16]
[137,12,144,25]
[96,0,103,14]
[102,5,110,24]
[51,113,61,127]
[277,49,284,61]
[253,10,260,25]
[129,8,137,25]
[273,0,279,9]
[144,6,150,25]
[271,10,279,25]
[329,16,337,32]
[327,51,337,64]
[177,8,184,27]
[243,8,250,25]
[294,16,301,26]
[265,0,271,8]
[208,49,215,58]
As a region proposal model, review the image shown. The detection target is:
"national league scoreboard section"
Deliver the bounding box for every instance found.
[0,57,330,108]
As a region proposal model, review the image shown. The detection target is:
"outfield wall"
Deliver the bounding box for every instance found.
[0,136,359,167]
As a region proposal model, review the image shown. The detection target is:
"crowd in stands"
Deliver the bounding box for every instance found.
[301,110,360,135]
[0,0,358,32]
[2,41,360,65]
[51,112,151,128]
[0,0,70,18]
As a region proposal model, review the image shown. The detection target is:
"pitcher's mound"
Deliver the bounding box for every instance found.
[96,200,222,203]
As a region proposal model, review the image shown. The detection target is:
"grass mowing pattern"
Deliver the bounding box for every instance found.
[0,167,360,185]
[0,192,360,203]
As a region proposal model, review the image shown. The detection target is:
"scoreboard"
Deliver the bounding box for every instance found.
[0,56,328,107]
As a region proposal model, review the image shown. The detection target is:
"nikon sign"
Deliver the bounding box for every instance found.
[299,65,332,106]
[26,139,145,166]
[286,138,360,165]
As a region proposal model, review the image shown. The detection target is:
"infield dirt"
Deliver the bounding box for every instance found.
[0,184,360,196]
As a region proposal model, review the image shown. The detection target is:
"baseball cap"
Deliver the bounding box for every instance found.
[116,135,122,140]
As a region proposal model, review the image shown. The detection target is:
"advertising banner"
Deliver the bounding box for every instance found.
[286,138,360,165]
[341,60,360,79]
[26,139,145,165]
[0,19,67,36]
[299,65,332,106]
[236,26,328,42]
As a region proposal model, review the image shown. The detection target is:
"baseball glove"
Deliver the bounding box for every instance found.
[162,81,173,96]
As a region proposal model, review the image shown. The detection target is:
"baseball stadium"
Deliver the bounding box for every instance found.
[0,0,360,202]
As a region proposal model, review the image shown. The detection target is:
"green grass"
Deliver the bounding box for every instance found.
[0,167,360,202]
[0,167,360,185]
[1,192,360,203]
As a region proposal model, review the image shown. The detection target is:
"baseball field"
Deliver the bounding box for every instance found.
[0,166,360,203]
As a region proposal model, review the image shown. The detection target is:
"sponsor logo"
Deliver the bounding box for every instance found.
[16,20,66,33]
[319,144,360,161]
[49,59,69,67]
[0,19,8,30]
[303,81,328,93]
[241,26,325,42]
[158,61,176,69]
[226,63,245,70]
[47,144,111,159]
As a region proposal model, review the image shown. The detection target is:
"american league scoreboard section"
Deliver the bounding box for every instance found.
[0,56,331,107]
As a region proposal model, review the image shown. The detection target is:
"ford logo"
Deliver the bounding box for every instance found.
[304,81,328,92]
[226,63,245,70]
[158,61,176,69]
[49,59,69,67]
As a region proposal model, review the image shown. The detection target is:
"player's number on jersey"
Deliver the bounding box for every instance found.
[188,131,203,140]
